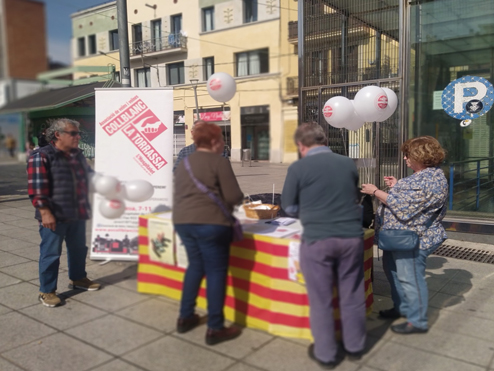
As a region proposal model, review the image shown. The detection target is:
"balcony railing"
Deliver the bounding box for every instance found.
[130,33,187,56]
[286,76,298,96]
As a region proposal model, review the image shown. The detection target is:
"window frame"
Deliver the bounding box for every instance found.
[202,7,215,32]
[171,14,183,36]
[77,37,85,57]
[88,35,97,55]
[167,62,185,85]
[243,0,258,24]
[235,48,269,77]
[135,67,151,87]
[203,57,215,80]
[109,29,119,51]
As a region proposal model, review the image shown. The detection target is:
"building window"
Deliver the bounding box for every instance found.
[203,57,214,80]
[152,19,162,51]
[243,0,258,23]
[236,48,269,76]
[168,62,185,85]
[109,29,119,50]
[135,68,151,87]
[202,7,214,32]
[88,35,97,55]
[171,14,182,36]
[77,37,85,57]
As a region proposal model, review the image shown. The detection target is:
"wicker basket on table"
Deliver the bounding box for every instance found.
[243,201,280,219]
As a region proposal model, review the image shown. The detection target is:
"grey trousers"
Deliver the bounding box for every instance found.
[300,236,366,363]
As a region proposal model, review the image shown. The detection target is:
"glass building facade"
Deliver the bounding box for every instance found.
[298,0,494,225]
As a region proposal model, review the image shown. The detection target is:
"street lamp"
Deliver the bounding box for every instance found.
[190,79,200,122]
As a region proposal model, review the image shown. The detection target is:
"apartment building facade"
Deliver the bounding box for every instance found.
[72,0,299,162]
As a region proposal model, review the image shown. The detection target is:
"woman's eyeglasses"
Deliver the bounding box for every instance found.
[61,130,81,137]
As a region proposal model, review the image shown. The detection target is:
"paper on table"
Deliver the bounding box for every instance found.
[266,217,297,226]
[242,223,300,238]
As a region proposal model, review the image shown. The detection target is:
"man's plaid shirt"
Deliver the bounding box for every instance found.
[27,148,90,220]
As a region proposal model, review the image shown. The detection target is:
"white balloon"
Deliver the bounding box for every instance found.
[344,101,366,131]
[322,96,354,128]
[354,86,388,122]
[94,176,120,199]
[88,172,101,193]
[124,180,154,202]
[99,199,126,219]
[377,88,398,121]
[207,72,236,102]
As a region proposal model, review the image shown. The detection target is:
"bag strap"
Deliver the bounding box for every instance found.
[380,204,444,231]
[183,156,233,221]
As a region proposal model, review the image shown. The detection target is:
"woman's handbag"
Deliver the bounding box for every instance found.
[183,157,244,242]
[378,206,442,252]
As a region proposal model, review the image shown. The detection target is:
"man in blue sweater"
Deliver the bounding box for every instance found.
[281,123,366,368]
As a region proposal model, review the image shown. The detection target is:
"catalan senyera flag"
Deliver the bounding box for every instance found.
[137,214,374,340]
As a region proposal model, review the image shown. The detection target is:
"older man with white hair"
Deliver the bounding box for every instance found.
[27,118,100,308]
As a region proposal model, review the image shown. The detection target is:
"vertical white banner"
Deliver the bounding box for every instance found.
[91,88,174,260]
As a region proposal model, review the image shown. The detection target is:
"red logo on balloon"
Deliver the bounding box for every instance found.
[376,95,388,110]
[109,200,122,209]
[323,105,333,118]
[209,78,222,91]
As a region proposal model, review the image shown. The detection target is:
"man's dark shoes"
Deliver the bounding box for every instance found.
[346,350,364,361]
[308,344,337,369]
[176,314,200,333]
[205,326,241,345]
[378,307,402,319]
[391,322,428,335]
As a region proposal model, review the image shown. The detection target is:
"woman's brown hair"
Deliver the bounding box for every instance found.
[192,122,222,149]
[401,136,446,167]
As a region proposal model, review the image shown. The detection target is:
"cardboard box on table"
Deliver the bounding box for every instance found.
[137,213,374,340]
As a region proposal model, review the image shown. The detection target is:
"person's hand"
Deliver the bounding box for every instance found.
[39,208,56,231]
[361,183,378,195]
[384,176,397,188]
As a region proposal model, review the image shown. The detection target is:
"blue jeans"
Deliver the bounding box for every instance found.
[39,220,88,293]
[383,242,442,329]
[174,224,232,330]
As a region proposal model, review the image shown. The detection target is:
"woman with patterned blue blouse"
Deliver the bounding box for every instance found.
[362,136,448,335]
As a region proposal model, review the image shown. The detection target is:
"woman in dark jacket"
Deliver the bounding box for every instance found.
[173,122,244,345]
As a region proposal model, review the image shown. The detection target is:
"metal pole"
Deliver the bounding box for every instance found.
[117,0,131,87]
[193,85,200,121]
[297,0,304,125]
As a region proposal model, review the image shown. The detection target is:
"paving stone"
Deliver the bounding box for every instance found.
[176,324,274,360]
[67,314,162,356]
[68,284,148,312]
[2,332,112,371]
[243,338,359,371]
[0,251,30,268]
[20,298,107,331]
[0,311,56,352]
[1,261,40,281]
[0,271,22,288]
[432,310,494,342]
[116,297,179,333]
[392,327,494,367]
[0,223,23,232]
[0,303,12,315]
[90,359,144,371]
[226,363,268,371]
[2,218,39,228]
[13,232,42,244]
[0,282,40,309]
[84,261,138,282]
[366,341,485,371]
[1,209,36,219]
[0,357,24,371]
[0,238,39,252]
[114,277,138,291]
[123,336,236,371]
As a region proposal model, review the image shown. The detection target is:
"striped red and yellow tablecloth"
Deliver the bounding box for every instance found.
[137,214,374,340]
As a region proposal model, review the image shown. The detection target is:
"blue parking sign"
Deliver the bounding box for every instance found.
[442,76,494,119]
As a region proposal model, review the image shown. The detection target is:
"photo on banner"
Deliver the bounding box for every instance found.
[91,88,174,260]
[148,215,175,265]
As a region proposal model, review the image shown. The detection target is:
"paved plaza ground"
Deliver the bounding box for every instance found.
[0,160,494,371]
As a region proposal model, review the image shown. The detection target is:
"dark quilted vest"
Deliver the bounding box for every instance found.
[32,144,91,222]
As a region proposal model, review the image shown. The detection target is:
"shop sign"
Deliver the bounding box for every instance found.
[194,111,231,122]
[442,76,494,119]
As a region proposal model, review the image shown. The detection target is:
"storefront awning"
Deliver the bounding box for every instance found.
[0,81,121,115]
